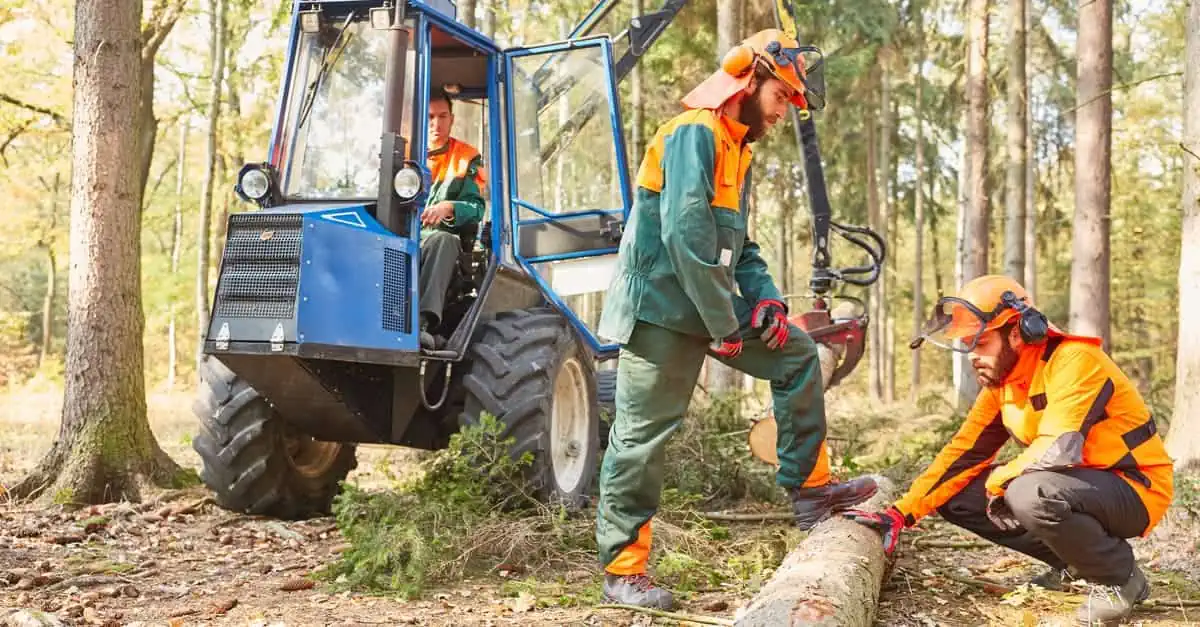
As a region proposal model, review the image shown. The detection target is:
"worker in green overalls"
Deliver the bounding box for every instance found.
[594,29,879,609]
[419,92,487,349]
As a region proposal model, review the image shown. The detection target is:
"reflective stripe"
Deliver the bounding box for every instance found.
[924,412,1007,496]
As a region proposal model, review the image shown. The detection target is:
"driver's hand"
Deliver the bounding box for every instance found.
[421,201,455,226]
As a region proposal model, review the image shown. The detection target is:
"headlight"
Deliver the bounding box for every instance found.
[239,168,271,201]
[393,165,422,201]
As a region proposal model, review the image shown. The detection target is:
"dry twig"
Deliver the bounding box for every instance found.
[595,603,734,626]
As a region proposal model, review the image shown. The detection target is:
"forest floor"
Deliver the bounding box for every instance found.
[1,388,1198,627]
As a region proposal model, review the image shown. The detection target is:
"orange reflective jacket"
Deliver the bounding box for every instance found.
[894,331,1174,536]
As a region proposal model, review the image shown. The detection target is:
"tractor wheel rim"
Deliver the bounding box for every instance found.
[551,356,590,494]
[282,426,342,479]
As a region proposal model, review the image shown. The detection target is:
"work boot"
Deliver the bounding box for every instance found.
[790,476,879,530]
[1030,567,1080,591]
[601,573,675,610]
[1075,565,1150,626]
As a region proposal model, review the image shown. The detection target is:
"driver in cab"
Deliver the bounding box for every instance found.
[418,90,487,349]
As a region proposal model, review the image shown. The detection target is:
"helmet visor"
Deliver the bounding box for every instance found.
[918,297,989,352]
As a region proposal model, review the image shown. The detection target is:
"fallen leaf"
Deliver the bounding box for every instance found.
[209,598,238,615]
[167,608,197,619]
[49,534,83,545]
[703,599,729,612]
[279,578,315,591]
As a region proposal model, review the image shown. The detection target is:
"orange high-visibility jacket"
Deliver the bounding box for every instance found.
[893,332,1174,535]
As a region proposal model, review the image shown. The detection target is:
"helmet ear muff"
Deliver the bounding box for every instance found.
[1001,290,1049,344]
[722,44,757,77]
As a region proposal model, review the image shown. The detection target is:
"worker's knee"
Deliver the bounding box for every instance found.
[422,230,462,254]
[1005,473,1069,528]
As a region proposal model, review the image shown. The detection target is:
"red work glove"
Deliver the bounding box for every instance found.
[751,299,789,350]
[710,334,743,359]
[841,506,907,556]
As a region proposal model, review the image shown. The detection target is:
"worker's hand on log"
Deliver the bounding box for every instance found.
[985,494,1021,531]
[422,201,456,226]
[841,506,906,556]
[710,334,743,359]
[751,299,789,350]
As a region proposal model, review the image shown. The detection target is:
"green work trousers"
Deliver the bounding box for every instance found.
[596,304,830,570]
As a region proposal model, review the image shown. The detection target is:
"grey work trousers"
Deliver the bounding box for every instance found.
[937,467,1150,586]
[418,230,461,326]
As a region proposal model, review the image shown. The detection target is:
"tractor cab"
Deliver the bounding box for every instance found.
[194,0,649,519]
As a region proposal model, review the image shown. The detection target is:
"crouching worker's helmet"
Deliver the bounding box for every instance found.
[912,275,1050,353]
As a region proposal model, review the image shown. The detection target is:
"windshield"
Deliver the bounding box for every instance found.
[279,15,391,200]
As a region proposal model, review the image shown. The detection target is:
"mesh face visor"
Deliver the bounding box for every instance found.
[917,297,993,353]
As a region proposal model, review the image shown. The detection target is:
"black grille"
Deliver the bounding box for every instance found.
[382,248,411,333]
[214,214,303,319]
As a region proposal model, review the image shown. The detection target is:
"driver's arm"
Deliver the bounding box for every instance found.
[444,157,487,228]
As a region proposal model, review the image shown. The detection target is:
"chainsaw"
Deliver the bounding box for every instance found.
[749,0,887,466]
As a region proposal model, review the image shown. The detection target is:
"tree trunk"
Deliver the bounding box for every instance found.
[458,0,477,29]
[1168,0,1200,470]
[11,0,182,504]
[630,0,645,160]
[866,107,883,401]
[1023,0,1037,300]
[1005,0,1027,280]
[705,0,743,401]
[196,0,226,362]
[879,63,895,403]
[955,0,990,408]
[1069,0,1113,350]
[480,0,495,39]
[733,476,898,626]
[167,120,187,392]
[911,10,926,400]
[776,193,791,296]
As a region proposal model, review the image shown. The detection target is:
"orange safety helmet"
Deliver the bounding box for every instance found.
[915,275,1048,352]
[681,29,810,111]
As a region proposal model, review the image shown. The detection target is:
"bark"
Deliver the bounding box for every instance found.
[479,0,495,39]
[196,0,226,361]
[1069,0,1113,350]
[11,0,182,504]
[458,0,477,29]
[136,1,186,207]
[717,0,738,56]
[880,63,895,403]
[955,0,990,409]
[866,109,883,401]
[1023,0,1037,300]
[912,11,926,400]
[733,476,897,626]
[1005,0,1027,280]
[630,0,645,160]
[706,0,743,400]
[1168,0,1200,469]
[167,121,187,392]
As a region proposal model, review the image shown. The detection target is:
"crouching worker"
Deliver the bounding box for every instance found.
[842,275,1174,626]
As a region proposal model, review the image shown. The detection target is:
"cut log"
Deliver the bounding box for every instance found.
[733,475,897,627]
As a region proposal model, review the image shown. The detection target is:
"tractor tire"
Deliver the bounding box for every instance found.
[459,307,600,509]
[192,356,357,519]
[596,368,617,449]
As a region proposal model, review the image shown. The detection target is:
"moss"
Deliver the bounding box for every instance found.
[171,467,201,488]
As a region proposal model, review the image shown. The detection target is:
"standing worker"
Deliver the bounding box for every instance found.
[842,275,1174,626]
[418,91,487,349]
[594,29,879,609]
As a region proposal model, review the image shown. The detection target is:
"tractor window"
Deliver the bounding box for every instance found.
[508,44,626,218]
[279,16,397,200]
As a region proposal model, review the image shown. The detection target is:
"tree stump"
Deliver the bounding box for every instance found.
[733,475,897,627]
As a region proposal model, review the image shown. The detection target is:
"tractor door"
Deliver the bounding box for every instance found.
[502,37,633,358]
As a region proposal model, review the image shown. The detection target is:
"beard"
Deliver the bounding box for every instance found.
[975,335,1019,389]
[738,88,770,143]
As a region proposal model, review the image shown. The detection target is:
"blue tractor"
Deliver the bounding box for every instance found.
[193,0,883,519]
